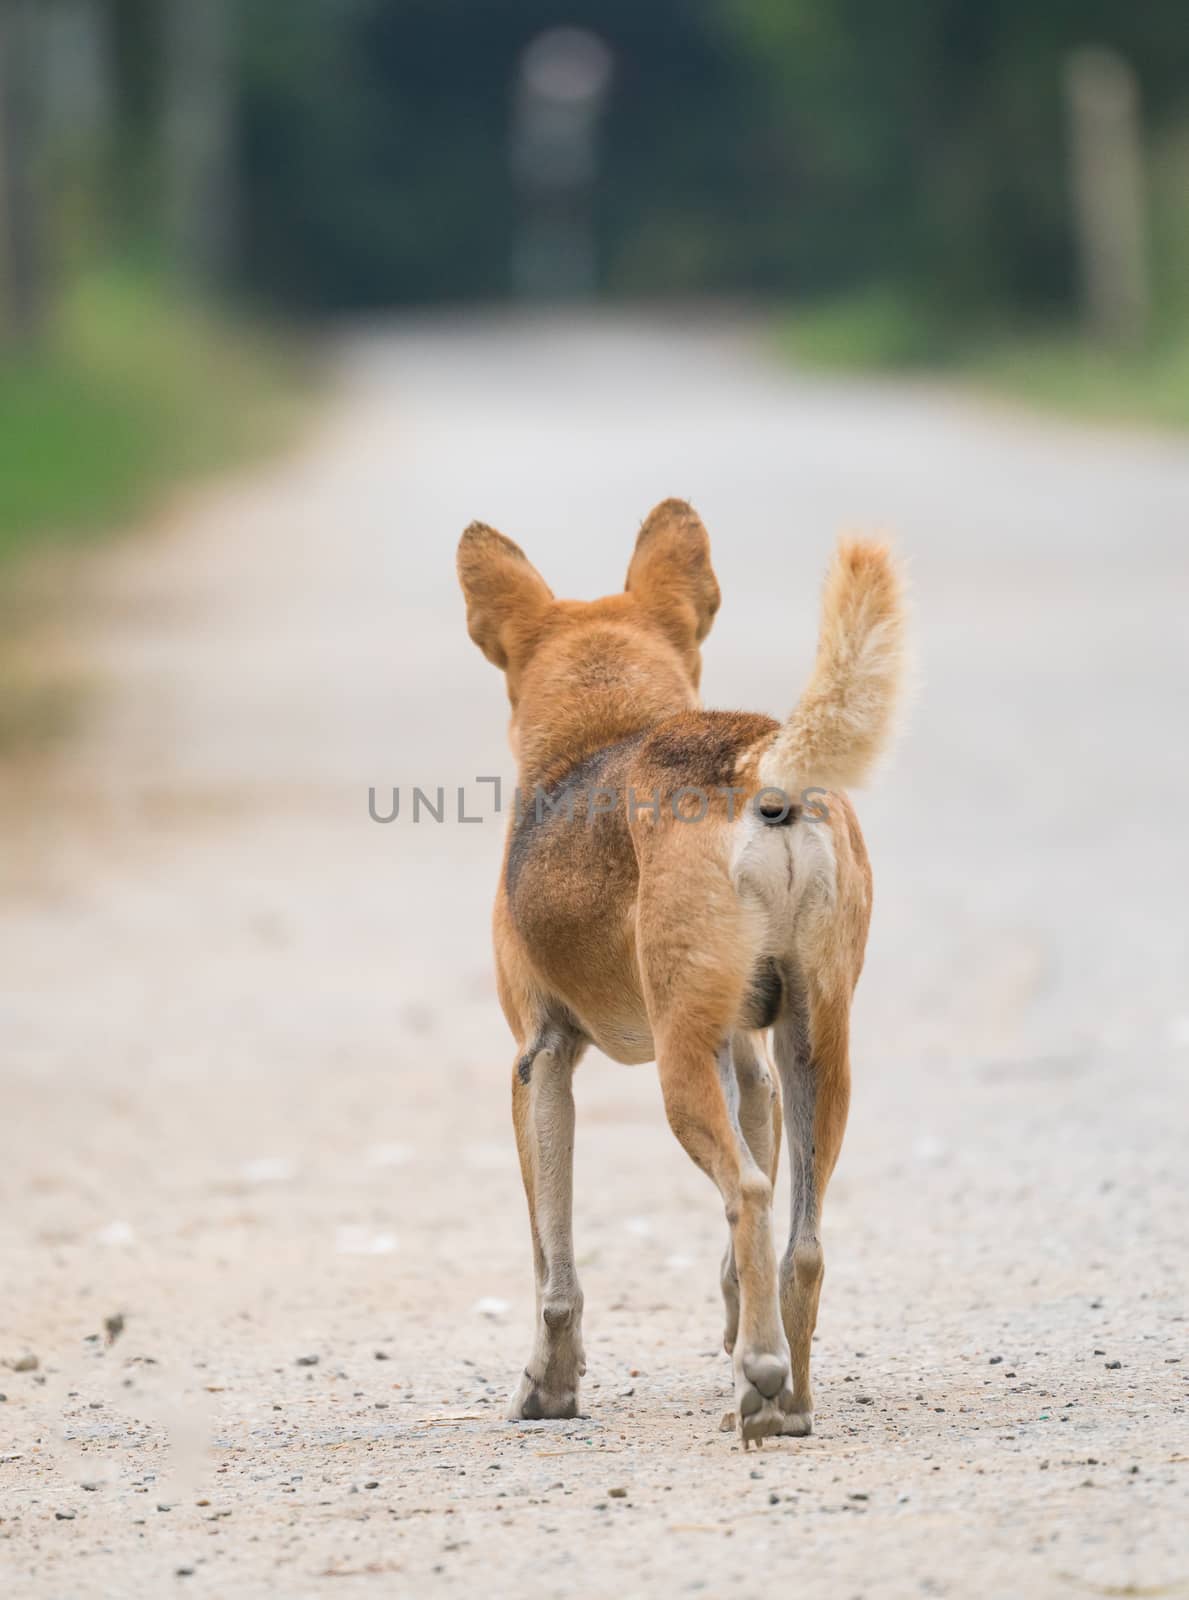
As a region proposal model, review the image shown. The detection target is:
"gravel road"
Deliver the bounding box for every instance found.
[1,313,1187,1599]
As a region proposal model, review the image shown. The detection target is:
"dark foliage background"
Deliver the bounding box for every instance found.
[210,0,1189,314]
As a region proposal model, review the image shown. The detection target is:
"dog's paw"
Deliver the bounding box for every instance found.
[721,1405,813,1441]
[507,1368,580,1422]
[733,1350,796,1449]
[719,1343,813,1445]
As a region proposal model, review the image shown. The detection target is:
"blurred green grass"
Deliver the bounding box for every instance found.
[775,287,960,375]
[969,323,1189,431]
[777,291,1189,431]
[0,268,310,563]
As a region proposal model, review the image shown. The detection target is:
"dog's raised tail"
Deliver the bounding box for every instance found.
[758,537,908,798]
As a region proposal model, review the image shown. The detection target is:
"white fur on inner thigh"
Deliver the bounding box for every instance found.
[729,812,838,958]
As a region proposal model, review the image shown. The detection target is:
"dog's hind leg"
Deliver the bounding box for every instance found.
[720,1031,781,1358]
[651,1009,792,1446]
[507,1022,588,1421]
[773,981,851,1437]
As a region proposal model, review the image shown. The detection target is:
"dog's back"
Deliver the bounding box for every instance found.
[499,704,874,1068]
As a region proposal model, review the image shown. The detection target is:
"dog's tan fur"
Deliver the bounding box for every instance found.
[457,499,907,1445]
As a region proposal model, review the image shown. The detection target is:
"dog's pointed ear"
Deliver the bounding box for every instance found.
[457,522,554,671]
[625,499,721,652]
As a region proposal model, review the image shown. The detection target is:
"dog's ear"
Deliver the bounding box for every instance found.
[625,499,721,653]
[457,522,554,672]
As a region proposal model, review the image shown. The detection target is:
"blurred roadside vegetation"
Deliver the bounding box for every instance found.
[0,1,309,571]
[777,123,1189,430]
[0,266,303,563]
[3,0,1189,582]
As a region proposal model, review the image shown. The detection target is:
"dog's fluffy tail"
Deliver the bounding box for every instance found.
[758,537,908,797]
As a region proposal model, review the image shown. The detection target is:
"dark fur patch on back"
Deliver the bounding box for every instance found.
[642,711,779,792]
[505,733,646,897]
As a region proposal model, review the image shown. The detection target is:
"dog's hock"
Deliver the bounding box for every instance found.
[542,1300,575,1331]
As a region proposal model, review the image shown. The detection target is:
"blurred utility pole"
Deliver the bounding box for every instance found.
[511,28,613,300]
[0,0,45,346]
[163,0,234,288]
[1065,47,1149,347]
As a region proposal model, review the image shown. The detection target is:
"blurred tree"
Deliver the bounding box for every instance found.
[163,0,235,286]
[0,0,45,344]
[1066,48,1149,346]
[109,0,161,244]
[43,0,113,267]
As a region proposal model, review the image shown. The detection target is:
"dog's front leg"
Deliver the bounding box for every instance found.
[507,1029,587,1421]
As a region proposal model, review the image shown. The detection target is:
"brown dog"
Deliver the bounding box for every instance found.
[457,500,906,1445]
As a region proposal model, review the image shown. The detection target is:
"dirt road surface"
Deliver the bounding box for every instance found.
[2,315,1187,1599]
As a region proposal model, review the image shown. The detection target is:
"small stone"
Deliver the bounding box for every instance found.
[104,1314,125,1346]
[1105,1360,1122,1370]
[55,1510,76,1521]
[850,1492,869,1501]
[176,1568,195,1578]
[988,1356,1003,1365]
[11,1355,38,1373]
[295,1354,319,1367]
[374,1351,390,1361]
[855,1395,874,1405]
[719,1410,735,1432]
[608,1486,627,1498]
[81,1482,99,1492]
[364,1480,379,1490]
[769,1492,780,1505]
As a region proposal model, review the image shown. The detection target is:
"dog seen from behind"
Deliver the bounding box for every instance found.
[456,500,907,1445]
